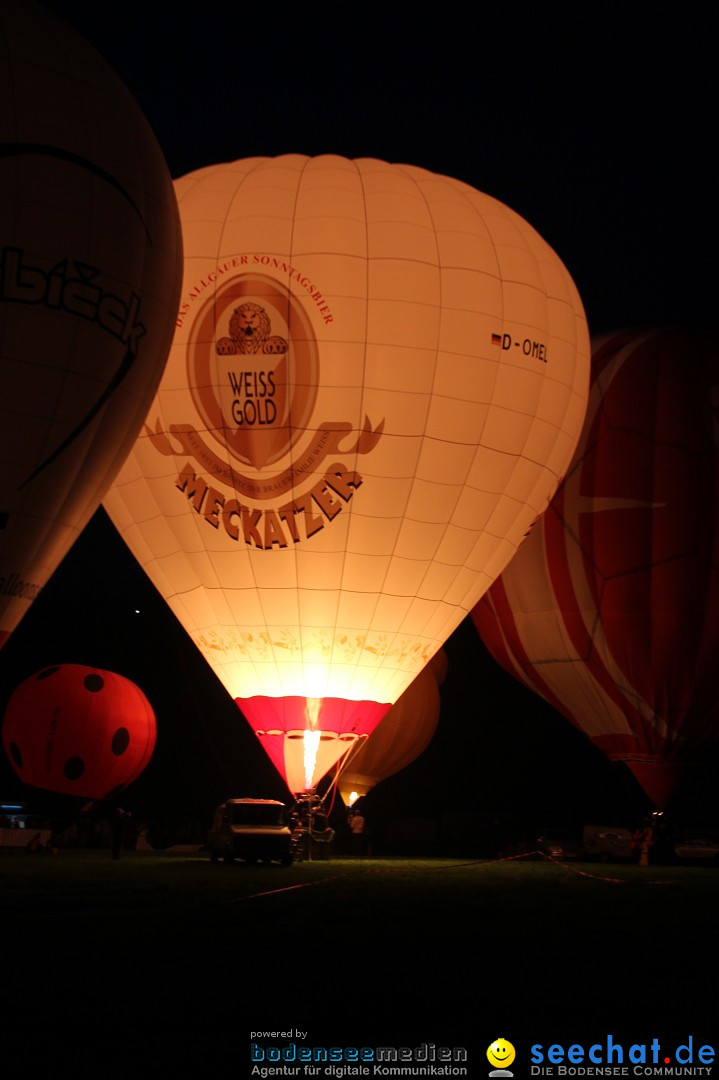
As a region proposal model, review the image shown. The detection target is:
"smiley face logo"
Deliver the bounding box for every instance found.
[487,1039,516,1071]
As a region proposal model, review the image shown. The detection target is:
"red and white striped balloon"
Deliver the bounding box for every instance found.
[473,327,719,807]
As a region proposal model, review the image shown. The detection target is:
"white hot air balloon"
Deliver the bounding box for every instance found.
[104,155,589,795]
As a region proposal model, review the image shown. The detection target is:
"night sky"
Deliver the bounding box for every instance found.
[1,3,717,835]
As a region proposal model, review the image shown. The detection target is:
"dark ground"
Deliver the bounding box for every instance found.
[2,850,716,1074]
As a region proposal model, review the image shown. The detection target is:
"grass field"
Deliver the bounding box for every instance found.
[2,850,716,1073]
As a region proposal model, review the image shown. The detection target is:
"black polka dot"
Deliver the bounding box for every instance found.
[63,756,85,780]
[84,674,104,692]
[37,667,60,680]
[9,742,22,767]
[111,728,130,755]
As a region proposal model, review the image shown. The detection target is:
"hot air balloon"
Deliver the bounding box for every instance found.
[2,664,156,800]
[0,2,182,647]
[104,155,589,796]
[337,649,446,806]
[472,327,719,808]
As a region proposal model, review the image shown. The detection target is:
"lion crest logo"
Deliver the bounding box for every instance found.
[216,302,288,357]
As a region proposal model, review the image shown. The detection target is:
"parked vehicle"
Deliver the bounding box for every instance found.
[672,836,719,863]
[537,829,581,860]
[208,799,293,866]
[582,825,633,862]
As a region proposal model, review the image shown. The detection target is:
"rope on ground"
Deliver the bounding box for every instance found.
[231,852,677,898]
[367,850,628,882]
[365,859,487,872]
[230,875,345,902]
[537,851,626,883]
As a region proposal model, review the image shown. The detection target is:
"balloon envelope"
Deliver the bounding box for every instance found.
[0,2,182,645]
[3,664,157,800]
[337,650,445,805]
[472,327,719,807]
[104,155,589,794]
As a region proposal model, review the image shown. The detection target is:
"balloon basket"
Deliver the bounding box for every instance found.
[290,791,334,862]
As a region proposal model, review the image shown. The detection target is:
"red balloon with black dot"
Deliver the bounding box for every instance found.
[2,665,156,799]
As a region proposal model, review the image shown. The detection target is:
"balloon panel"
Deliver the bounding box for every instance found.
[2,664,157,799]
[241,696,390,796]
[105,156,589,718]
[473,328,719,805]
[0,2,182,644]
[337,653,443,804]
